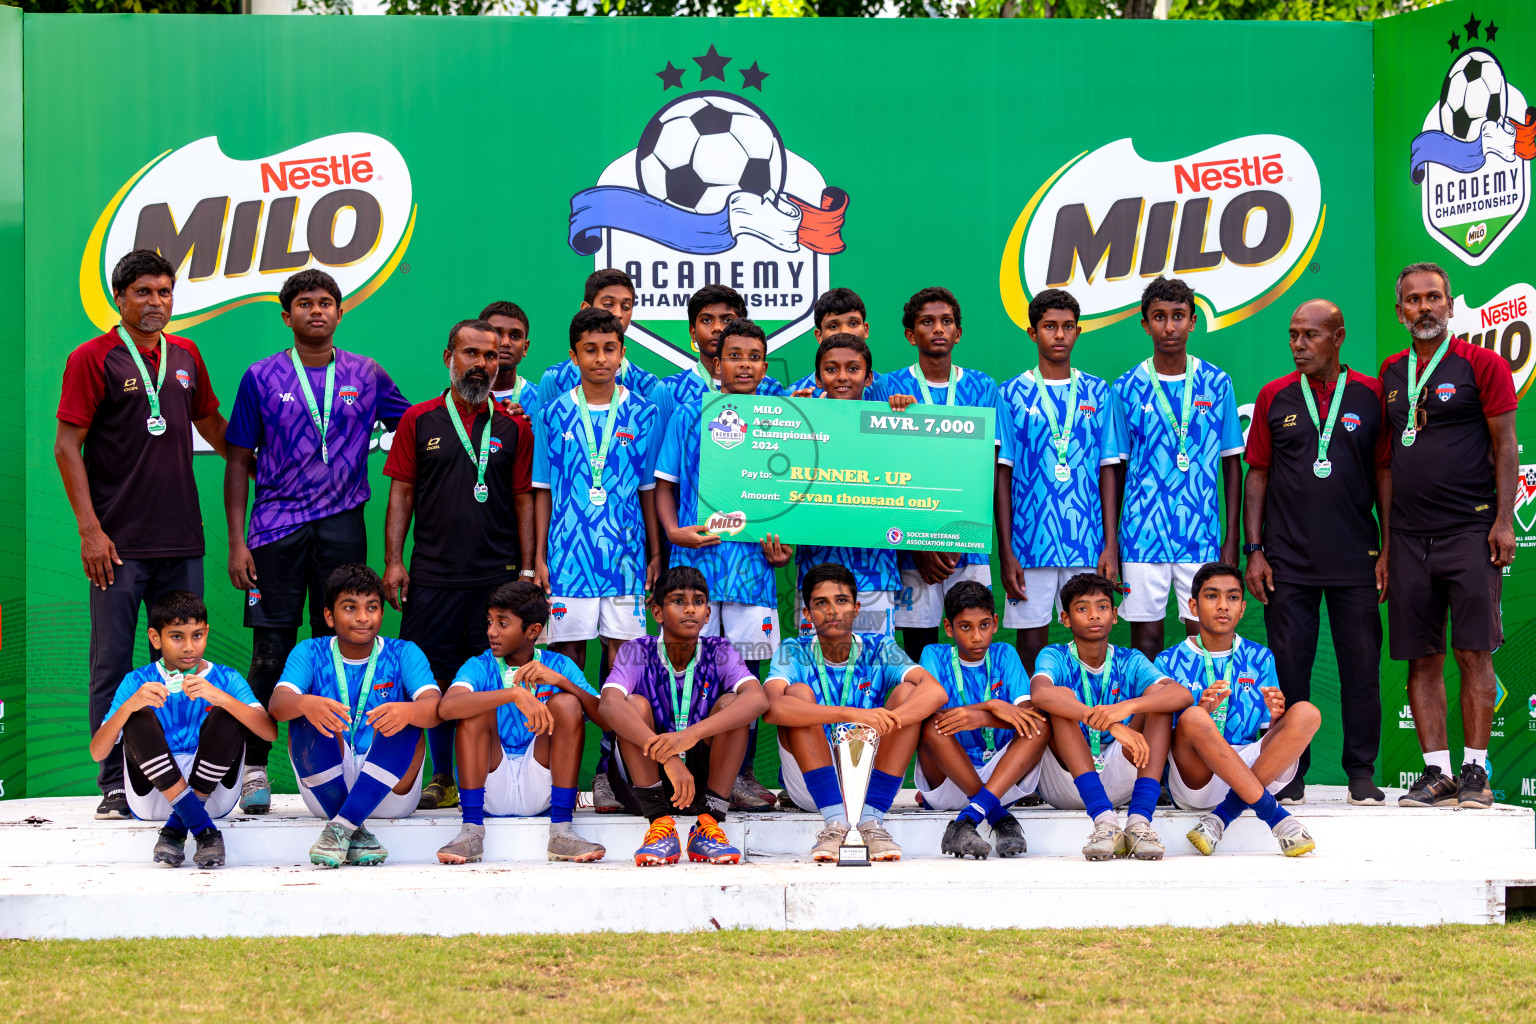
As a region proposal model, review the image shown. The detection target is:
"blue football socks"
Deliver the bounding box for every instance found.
[170,787,213,835]
[803,765,846,824]
[1249,790,1290,828]
[1127,777,1161,823]
[1072,771,1114,821]
[1213,789,1250,827]
[861,769,902,825]
[460,786,486,827]
[550,785,576,825]
[958,787,1002,826]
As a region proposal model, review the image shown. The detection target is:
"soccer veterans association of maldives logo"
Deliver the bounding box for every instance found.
[708,404,747,450]
[1000,133,1323,333]
[80,132,415,332]
[1409,18,1535,265]
[1515,464,1536,534]
[566,46,849,366]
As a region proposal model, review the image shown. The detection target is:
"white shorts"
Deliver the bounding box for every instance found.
[1003,565,1097,629]
[700,600,780,660]
[485,744,553,817]
[292,744,420,821]
[123,750,243,822]
[777,737,834,815]
[913,739,1042,811]
[795,589,896,639]
[894,563,992,629]
[542,594,649,644]
[1037,742,1140,809]
[1120,561,1202,623]
[1169,739,1299,811]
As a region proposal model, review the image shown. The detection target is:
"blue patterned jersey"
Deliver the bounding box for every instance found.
[789,371,883,399]
[536,358,660,411]
[450,648,595,758]
[1113,357,1245,563]
[275,637,436,755]
[105,661,261,756]
[655,398,777,607]
[1154,637,1276,745]
[661,367,788,410]
[796,545,900,593]
[919,642,1030,767]
[767,633,918,740]
[533,387,659,597]
[998,370,1124,569]
[1033,643,1167,751]
[492,377,542,431]
[873,364,1002,570]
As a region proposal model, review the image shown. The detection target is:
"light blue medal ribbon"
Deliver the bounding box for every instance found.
[811,634,864,708]
[1402,340,1450,447]
[1030,366,1080,483]
[499,649,543,690]
[951,647,996,753]
[331,637,382,746]
[445,393,494,503]
[693,362,720,394]
[1069,641,1118,770]
[290,348,337,464]
[911,363,958,407]
[1194,635,1242,736]
[120,329,168,436]
[573,386,625,507]
[657,636,701,732]
[1142,356,1195,472]
[1299,368,1348,479]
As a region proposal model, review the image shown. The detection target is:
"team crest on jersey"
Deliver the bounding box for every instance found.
[339,385,360,405]
[1194,397,1214,409]
[1341,412,1362,432]
[1238,676,1256,687]
[708,405,747,449]
[1409,24,1534,265]
[489,436,503,454]
[1078,403,1096,414]
[175,368,190,389]
[1436,382,1457,402]
[617,431,634,447]
[550,602,568,621]
[566,49,850,367]
[989,680,1004,695]
[247,589,261,606]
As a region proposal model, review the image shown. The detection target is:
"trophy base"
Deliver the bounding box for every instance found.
[837,843,871,867]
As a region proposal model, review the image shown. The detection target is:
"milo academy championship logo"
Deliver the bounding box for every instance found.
[1409,17,1536,265]
[567,46,849,367]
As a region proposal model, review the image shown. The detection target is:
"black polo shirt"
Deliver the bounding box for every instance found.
[383,391,532,587]
[1245,368,1388,586]
[1380,338,1517,537]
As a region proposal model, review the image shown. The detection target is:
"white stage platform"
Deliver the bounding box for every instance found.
[3,786,1533,937]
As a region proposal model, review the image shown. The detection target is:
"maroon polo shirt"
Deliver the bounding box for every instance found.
[1246,369,1389,586]
[57,327,220,559]
[1380,338,1517,537]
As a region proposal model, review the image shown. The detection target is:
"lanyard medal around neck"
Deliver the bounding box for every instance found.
[1069,642,1118,770]
[291,348,337,464]
[574,386,625,507]
[951,647,997,752]
[121,328,169,436]
[330,637,382,745]
[1143,356,1194,472]
[445,393,494,503]
[911,363,958,407]
[1030,366,1081,483]
[1299,368,1348,479]
[1402,339,1450,447]
[811,634,865,708]
[657,636,701,732]
[1194,635,1242,735]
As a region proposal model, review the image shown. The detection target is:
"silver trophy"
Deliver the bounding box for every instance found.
[833,721,880,867]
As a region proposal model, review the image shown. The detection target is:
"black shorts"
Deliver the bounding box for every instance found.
[399,577,515,682]
[1387,530,1503,660]
[608,744,714,818]
[245,507,368,630]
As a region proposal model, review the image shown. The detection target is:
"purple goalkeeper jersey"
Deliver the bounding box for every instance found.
[603,635,758,732]
[227,348,410,549]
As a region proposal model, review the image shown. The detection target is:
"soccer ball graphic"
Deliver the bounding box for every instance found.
[636,93,786,215]
[1439,48,1509,141]
[716,408,745,433]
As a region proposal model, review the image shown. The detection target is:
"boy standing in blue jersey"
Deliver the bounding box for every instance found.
[533,308,661,673]
[1029,573,1191,861]
[766,563,948,862]
[269,564,442,868]
[90,592,277,868]
[915,581,1048,860]
[793,334,900,635]
[435,581,609,865]
[223,269,410,814]
[536,269,660,407]
[1113,277,1245,662]
[997,289,1125,673]
[657,285,787,415]
[1156,563,1319,857]
[601,568,769,866]
[483,300,541,425]
[790,288,871,393]
[879,287,1001,661]
[655,318,791,811]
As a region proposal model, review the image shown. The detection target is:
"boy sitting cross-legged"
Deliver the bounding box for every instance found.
[435,581,610,865]
[269,563,441,868]
[1029,572,1192,861]
[1156,562,1320,857]
[600,567,770,866]
[765,562,948,863]
[915,581,1049,860]
[89,591,278,868]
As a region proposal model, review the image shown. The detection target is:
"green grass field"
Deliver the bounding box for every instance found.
[4,921,1536,1023]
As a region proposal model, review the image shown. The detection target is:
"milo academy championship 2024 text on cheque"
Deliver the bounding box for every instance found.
[696,394,995,551]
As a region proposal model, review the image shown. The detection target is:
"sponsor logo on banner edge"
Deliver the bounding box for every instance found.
[704,511,747,536]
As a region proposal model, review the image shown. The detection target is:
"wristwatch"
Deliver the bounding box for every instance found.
[519,569,536,578]
[1243,543,1265,555]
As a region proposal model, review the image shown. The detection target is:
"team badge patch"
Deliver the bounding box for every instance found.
[761,616,773,636]
[1436,382,1456,402]
[550,602,568,621]
[1341,412,1362,432]
[247,589,261,606]
[339,385,360,405]
[489,436,503,453]
[175,369,190,389]
[708,405,747,449]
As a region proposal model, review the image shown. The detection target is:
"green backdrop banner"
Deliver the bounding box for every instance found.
[1375,0,1536,805]
[7,11,1405,799]
[0,6,23,800]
